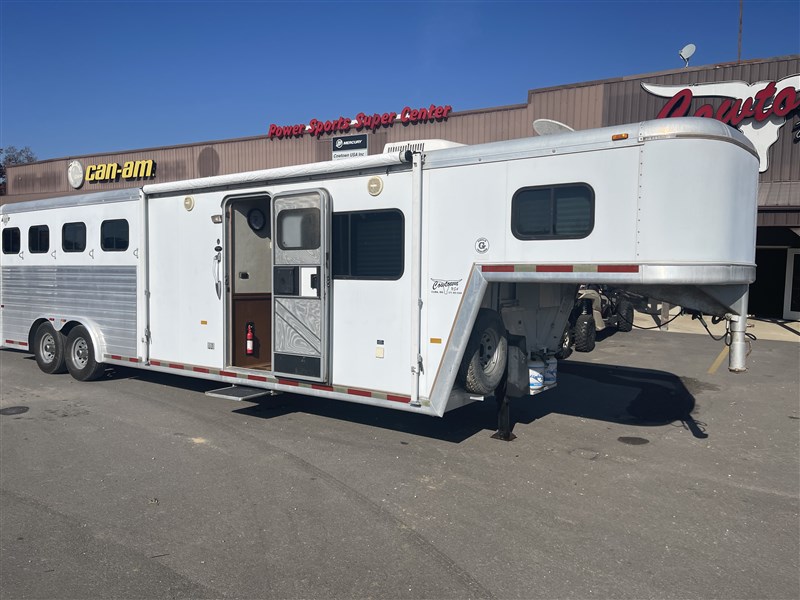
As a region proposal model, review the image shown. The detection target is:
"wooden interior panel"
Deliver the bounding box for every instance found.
[232,294,271,369]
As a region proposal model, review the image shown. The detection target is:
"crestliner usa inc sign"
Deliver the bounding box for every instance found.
[332,134,368,160]
[268,104,453,139]
[642,74,800,172]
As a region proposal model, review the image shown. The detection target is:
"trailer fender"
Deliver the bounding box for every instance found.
[57,319,106,364]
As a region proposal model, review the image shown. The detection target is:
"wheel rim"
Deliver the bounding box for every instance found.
[479,330,499,372]
[39,332,56,364]
[71,337,89,369]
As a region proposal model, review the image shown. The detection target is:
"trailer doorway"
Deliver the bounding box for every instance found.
[226,195,273,369]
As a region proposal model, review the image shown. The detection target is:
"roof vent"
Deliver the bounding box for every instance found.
[383,139,465,154]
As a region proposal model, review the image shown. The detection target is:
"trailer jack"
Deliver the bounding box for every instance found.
[490,376,516,441]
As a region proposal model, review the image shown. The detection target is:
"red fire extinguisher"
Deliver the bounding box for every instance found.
[246,323,254,356]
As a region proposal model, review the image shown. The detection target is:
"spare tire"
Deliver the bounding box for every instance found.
[458,309,508,395]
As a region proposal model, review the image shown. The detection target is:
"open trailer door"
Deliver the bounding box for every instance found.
[271,189,331,382]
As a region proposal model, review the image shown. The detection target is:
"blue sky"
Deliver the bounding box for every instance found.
[1,0,798,161]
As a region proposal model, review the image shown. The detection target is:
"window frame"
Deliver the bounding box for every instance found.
[332,208,405,281]
[28,225,50,254]
[276,208,320,251]
[62,221,87,253]
[100,219,129,252]
[511,182,595,241]
[2,227,21,254]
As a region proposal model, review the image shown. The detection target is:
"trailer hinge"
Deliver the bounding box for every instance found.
[142,327,151,344]
[413,354,424,375]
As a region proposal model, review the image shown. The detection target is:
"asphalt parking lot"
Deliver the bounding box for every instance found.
[1,328,798,599]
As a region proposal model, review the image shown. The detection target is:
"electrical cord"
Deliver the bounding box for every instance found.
[618,311,684,330]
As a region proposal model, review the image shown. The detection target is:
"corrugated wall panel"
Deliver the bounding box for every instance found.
[527,84,604,132]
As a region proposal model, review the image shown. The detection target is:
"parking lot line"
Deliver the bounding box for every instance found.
[707,346,730,374]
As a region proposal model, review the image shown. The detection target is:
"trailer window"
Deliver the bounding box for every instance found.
[28,225,50,254]
[277,208,320,250]
[2,228,21,254]
[332,209,404,280]
[62,222,87,253]
[101,219,129,251]
[512,184,594,240]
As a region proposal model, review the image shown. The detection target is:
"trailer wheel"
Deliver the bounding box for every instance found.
[65,325,106,381]
[33,322,67,374]
[616,299,634,332]
[459,309,508,395]
[573,314,596,353]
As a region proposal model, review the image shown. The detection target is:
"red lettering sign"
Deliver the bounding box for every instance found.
[267,104,453,139]
[655,82,799,127]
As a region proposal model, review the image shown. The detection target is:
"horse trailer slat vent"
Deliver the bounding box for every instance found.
[383,139,465,154]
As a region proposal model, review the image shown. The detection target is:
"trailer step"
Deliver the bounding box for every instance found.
[205,386,278,401]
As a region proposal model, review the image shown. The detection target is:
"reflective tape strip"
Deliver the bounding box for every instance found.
[107,355,411,404]
[482,264,640,273]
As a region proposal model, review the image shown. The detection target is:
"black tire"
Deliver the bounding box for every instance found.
[65,325,106,381]
[616,299,634,332]
[33,322,67,374]
[459,309,508,395]
[555,325,573,360]
[573,314,596,353]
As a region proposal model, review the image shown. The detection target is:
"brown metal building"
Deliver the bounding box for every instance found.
[4,55,798,319]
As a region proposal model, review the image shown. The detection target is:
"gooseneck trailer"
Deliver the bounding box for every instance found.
[1,118,759,429]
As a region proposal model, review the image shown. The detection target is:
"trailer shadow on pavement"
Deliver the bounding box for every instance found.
[23,357,702,443]
[241,362,704,442]
[107,362,699,444]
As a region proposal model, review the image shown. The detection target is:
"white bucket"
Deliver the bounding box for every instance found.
[528,360,545,394]
[544,357,558,386]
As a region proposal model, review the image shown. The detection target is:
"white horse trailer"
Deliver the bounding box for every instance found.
[0,118,759,435]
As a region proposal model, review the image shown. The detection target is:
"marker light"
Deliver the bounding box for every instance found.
[612,133,629,141]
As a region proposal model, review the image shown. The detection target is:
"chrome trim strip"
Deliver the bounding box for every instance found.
[642,132,760,161]
[0,189,140,214]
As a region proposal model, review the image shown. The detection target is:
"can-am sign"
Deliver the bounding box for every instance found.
[642,75,799,172]
[268,104,453,139]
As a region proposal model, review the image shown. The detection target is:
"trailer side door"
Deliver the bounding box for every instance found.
[271,190,330,382]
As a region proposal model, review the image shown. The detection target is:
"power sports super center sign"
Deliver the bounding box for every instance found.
[267,103,453,139]
[642,74,799,172]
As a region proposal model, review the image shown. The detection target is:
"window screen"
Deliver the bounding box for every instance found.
[29,225,49,253]
[277,208,320,250]
[332,210,404,280]
[512,184,594,240]
[62,222,87,252]
[2,228,20,254]
[101,219,129,251]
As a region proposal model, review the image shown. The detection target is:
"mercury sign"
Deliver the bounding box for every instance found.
[332,134,368,160]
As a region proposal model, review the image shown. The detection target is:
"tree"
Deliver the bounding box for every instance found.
[1,146,37,194]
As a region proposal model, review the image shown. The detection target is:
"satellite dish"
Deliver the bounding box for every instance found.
[679,43,696,68]
[533,119,575,136]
